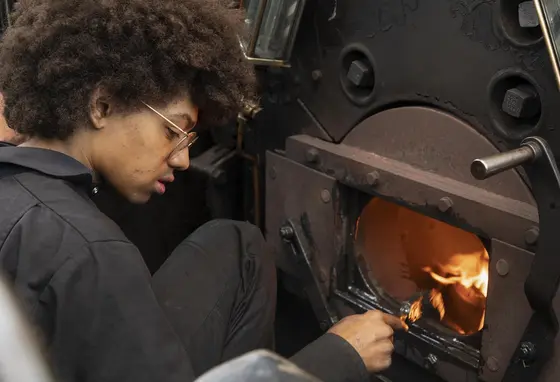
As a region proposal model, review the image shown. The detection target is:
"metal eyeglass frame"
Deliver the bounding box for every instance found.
[142,101,198,159]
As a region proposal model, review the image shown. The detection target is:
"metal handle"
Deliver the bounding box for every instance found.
[471,140,542,180]
[471,136,560,191]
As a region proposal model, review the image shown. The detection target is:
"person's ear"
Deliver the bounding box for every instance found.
[89,87,115,130]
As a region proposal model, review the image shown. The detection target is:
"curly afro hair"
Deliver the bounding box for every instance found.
[0,0,257,140]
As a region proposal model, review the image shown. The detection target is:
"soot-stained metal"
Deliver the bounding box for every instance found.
[264,104,552,382]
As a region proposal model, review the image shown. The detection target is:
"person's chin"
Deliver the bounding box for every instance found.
[125,190,153,205]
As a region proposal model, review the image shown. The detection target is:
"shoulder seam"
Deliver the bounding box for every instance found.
[12,175,95,244]
[0,204,36,255]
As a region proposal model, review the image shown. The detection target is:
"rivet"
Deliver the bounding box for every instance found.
[366,171,380,186]
[438,197,453,213]
[305,148,319,163]
[320,189,331,203]
[524,227,539,246]
[496,259,509,276]
[486,356,500,372]
[311,70,323,81]
[269,167,277,180]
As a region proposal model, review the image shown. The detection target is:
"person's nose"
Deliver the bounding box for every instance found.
[168,149,190,171]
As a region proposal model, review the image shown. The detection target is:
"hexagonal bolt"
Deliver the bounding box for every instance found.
[502,84,540,119]
[347,59,374,88]
[366,171,380,186]
[279,226,294,240]
[425,353,438,368]
[524,227,539,245]
[519,1,539,28]
[438,197,453,213]
[305,148,320,164]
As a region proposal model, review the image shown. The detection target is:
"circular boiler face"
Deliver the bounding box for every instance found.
[355,198,489,336]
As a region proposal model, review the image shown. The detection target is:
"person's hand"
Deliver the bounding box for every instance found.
[328,310,406,372]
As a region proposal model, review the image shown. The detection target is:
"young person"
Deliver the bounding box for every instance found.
[0,1,404,381]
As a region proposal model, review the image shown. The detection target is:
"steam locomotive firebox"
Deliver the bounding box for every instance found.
[266,105,540,381]
[258,1,560,381]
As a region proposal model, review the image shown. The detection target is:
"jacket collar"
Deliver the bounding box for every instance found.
[0,143,93,190]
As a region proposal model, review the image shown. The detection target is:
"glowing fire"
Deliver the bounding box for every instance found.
[422,248,490,334]
[356,197,491,335]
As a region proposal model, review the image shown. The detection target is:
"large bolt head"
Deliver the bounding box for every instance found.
[347,60,374,88]
[502,85,540,119]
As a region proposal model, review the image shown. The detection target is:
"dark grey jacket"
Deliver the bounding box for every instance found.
[0,142,368,382]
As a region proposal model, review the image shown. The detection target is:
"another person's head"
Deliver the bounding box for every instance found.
[0,0,256,203]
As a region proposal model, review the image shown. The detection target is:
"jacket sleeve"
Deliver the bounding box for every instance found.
[41,240,196,382]
[290,333,369,382]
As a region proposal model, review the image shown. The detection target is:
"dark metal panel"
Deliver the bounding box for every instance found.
[342,107,536,205]
[265,151,339,282]
[285,134,538,250]
[482,239,560,382]
[288,0,558,148]
[481,239,534,381]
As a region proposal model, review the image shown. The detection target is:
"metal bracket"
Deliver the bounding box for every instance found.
[189,145,241,219]
[472,136,560,381]
[279,219,339,328]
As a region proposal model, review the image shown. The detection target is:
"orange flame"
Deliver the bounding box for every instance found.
[422,248,489,332]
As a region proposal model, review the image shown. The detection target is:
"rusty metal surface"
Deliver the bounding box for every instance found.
[481,240,560,382]
[481,240,534,381]
[265,152,339,282]
[342,107,536,206]
[278,219,339,326]
[285,134,538,251]
[266,127,560,381]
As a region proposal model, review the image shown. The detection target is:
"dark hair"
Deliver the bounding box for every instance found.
[0,0,257,139]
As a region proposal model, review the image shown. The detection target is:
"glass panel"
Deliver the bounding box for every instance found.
[242,0,305,62]
[1,0,15,33]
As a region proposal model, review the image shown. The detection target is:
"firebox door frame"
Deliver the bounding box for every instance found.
[343,186,491,340]
[335,185,484,374]
[266,130,540,382]
[265,149,483,379]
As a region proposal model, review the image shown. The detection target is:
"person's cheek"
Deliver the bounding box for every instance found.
[0,94,26,145]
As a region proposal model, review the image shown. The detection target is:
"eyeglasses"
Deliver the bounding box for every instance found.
[142,101,198,159]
